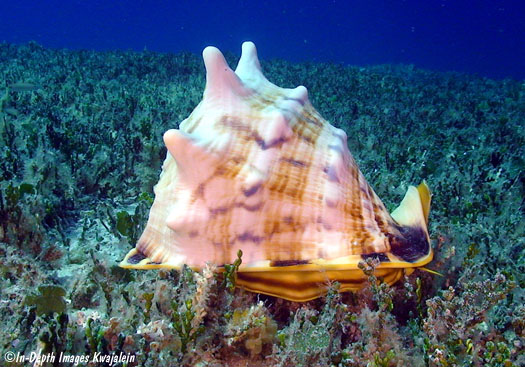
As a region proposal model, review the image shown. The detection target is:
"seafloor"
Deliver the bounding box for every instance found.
[0,42,523,367]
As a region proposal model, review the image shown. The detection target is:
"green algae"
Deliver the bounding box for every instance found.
[8,82,41,92]
[24,285,67,316]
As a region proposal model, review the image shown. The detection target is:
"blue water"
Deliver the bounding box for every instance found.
[1,0,523,80]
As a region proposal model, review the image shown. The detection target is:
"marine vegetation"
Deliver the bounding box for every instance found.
[0,41,523,366]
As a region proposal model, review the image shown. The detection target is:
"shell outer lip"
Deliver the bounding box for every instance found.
[236,251,433,272]
[120,249,434,272]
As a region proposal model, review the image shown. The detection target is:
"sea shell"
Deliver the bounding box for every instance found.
[120,42,433,301]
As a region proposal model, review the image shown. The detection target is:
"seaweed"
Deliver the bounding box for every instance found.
[24,285,67,316]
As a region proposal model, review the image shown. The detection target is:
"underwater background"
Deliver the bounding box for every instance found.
[1,0,525,80]
[0,1,524,366]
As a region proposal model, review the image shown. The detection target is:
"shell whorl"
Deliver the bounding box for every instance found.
[124,42,430,272]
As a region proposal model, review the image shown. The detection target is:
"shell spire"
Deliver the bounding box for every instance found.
[120,42,433,302]
[235,41,271,91]
[202,46,250,101]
